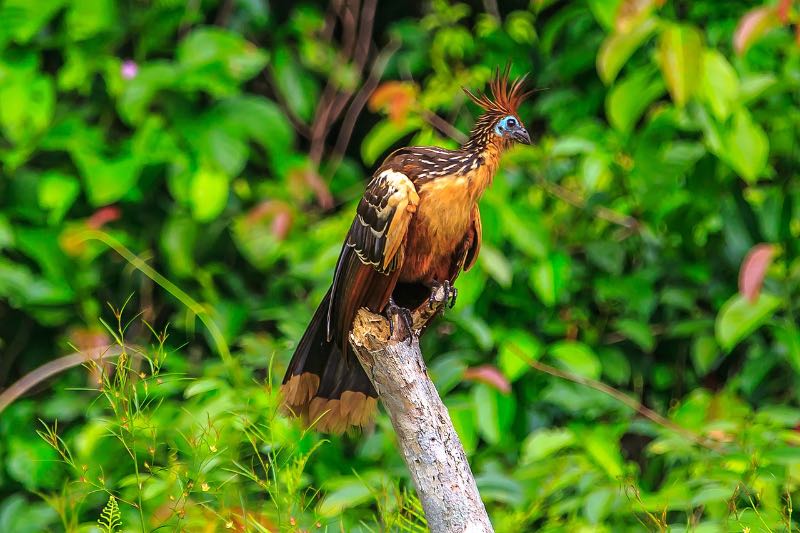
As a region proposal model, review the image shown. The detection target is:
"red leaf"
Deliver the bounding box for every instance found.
[368,82,418,123]
[463,365,511,394]
[739,243,776,302]
[87,206,121,229]
[734,7,781,55]
[777,0,792,23]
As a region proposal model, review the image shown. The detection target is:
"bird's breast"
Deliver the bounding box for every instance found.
[399,175,477,282]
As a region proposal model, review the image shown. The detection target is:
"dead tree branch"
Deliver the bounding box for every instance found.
[349,287,494,533]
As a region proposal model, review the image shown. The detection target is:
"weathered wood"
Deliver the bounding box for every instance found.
[349,287,493,533]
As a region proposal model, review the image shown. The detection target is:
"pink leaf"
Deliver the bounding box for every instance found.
[734,7,780,55]
[270,210,292,241]
[739,243,776,302]
[244,201,293,240]
[463,365,511,394]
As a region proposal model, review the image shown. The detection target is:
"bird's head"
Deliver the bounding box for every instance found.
[463,65,532,149]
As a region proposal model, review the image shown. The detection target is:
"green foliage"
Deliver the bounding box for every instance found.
[2,0,800,531]
[97,495,121,533]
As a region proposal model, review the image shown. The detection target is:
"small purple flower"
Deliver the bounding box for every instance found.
[121,60,138,80]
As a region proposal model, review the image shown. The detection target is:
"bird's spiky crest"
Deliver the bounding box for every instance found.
[462,64,532,117]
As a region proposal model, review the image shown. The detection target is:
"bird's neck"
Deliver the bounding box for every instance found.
[462,139,505,201]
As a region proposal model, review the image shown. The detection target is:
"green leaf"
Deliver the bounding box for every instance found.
[578,426,624,479]
[0,494,58,533]
[178,27,269,96]
[73,151,141,206]
[0,258,74,307]
[361,119,421,166]
[505,11,537,44]
[216,96,295,164]
[65,0,116,40]
[587,0,622,30]
[118,62,178,124]
[205,128,248,177]
[479,244,513,288]
[429,353,467,395]
[500,205,549,259]
[521,427,575,463]
[474,470,525,506]
[721,108,769,182]
[270,46,317,122]
[0,0,65,44]
[715,292,781,352]
[691,335,719,376]
[701,49,739,120]
[579,152,612,191]
[606,66,666,133]
[597,17,658,84]
[472,383,515,446]
[600,348,631,385]
[584,488,615,524]
[773,322,800,374]
[548,341,601,379]
[37,172,80,224]
[0,215,13,251]
[447,397,478,454]
[473,383,500,445]
[0,64,55,145]
[317,479,374,516]
[7,437,59,490]
[529,252,570,307]
[657,23,703,107]
[614,319,655,352]
[498,330,543,382]
[190,166,229,222]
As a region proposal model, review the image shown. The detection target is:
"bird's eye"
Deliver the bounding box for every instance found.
[506,117,517,128]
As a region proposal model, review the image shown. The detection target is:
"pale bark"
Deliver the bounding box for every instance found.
[349,287,493,533]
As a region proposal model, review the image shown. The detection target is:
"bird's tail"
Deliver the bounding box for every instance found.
[281,288,378,433]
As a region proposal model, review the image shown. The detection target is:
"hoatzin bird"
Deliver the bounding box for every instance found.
[282,67,532,432]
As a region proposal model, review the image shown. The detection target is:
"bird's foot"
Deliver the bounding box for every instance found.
[385,298,414,344]
[429,279,458,310]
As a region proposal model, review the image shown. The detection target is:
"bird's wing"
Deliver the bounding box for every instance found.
[463,203,482,272]
[327,169,420,345]
[348,169,419,273]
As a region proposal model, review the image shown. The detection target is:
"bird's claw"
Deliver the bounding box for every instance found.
[429,280,458,310]
[386,298,414,344]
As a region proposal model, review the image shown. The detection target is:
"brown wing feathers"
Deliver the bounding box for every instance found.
[282,167,419,433]
[329,169,419,344]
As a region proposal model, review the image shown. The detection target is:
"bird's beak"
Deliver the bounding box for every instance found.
[512,127,531,145]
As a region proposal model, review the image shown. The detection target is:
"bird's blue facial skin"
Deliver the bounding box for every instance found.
[494,115,519,136]
[494,114,531,145]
